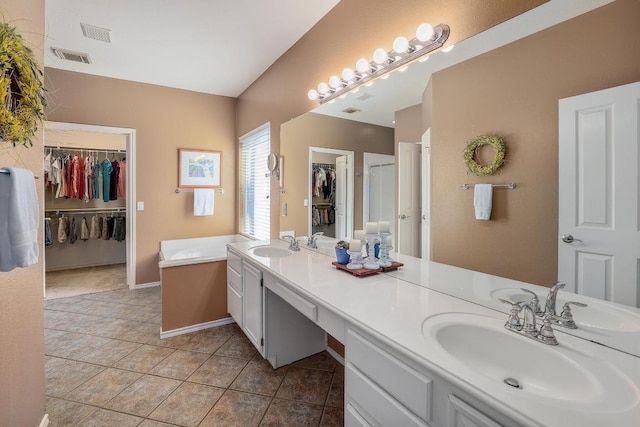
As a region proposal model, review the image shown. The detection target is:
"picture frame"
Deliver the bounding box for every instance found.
[178,148,222,188]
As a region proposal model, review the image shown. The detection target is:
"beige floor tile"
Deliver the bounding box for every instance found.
[320,405,345,427]
[179,329,234,354]
[114,344,175,373]
[90,318,146,339]
[138,420,175,427]
[64,368,142,406]
[46,396,98,427]
[215,333,260,359]
[260,398,323,427]
[275,366,333,405]
[187,355,248,388]
[200,389,270,427]
[104,375,181,417]
[292,350,339,372]
[48,332,111,359]
[77,408,143,427]
[46,360,104,397]
[45,264,126,300]
[145,329,194,348]
[45,356,70,377]
[230,358,287,396]
[148,382,225,426]
[150,349,210,380]
[76,339,142,366]
[326,369,344,408]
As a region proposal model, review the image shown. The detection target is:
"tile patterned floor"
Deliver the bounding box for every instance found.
[45,286,344,426]
[46,264,128,299]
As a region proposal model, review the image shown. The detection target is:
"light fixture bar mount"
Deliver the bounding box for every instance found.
[311,23,450,104]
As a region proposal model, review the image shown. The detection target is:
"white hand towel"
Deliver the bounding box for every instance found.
[0,167,39,271]
[193,188,214,216]
[474,184,493,220]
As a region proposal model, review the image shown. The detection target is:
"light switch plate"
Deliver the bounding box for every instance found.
[137,201,144,211]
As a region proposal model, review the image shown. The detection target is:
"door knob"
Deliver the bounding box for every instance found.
[400,214,410,219]
[561,234,582,244]
[421,214,426,220]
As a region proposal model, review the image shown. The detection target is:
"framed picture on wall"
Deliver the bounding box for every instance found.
[178,148,222,188]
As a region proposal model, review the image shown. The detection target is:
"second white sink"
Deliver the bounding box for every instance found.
[250,245,293,258]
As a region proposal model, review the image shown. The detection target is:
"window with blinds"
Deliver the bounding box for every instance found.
[239,123,271,240]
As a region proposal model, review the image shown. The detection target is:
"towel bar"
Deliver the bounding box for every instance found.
[461,183,516,190]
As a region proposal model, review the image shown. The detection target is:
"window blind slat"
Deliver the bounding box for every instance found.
[239,125,270,240]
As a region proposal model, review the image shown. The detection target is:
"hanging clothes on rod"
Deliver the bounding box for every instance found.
[312,163,336,200]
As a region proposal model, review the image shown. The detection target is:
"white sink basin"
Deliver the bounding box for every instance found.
[490,288,640,333]
[421,312,638,410]
[250,245,293,258]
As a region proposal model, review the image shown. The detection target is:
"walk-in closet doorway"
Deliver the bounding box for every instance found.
[43,122,136,299]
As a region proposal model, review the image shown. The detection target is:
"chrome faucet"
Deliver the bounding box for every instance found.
[307,232,324,249]
[281,235,299,251]
[500,299,558,345]
[544,281,565,317]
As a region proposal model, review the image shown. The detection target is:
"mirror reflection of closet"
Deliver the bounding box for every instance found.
[311,152,338,238]
[43,128,128,299]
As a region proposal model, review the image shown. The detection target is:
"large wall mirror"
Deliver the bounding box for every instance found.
[280,0,640,356]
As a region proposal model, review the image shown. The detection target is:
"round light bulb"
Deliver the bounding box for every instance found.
[307,89,318,101]
[393,36,409,53]
[373,48,389,65]
[328,75,341,89]
[342,67,355,82]
[317,82,329,94]
[416,23,434,42]
[356,58,370,73]
[442,44,455,53]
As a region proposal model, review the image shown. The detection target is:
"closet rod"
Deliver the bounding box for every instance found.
[44,145,125,154]
[45,207,126,215]
[312,162,335,169]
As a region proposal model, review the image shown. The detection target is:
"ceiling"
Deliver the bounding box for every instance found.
[44,0,340,97]
[313,0,613,127]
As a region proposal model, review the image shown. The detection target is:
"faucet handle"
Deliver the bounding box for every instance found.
[520,288,543,316]
[537,316,559,345]
[557,301,587,329]
[499,298,525,330]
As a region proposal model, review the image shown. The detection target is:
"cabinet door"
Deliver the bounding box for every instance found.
[227,284,242,328]
[448,395,501,427]
[242,262,263,353]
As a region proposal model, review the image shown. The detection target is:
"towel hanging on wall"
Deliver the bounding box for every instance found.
[0,167,40,272]
[474,184,493,220]
[193,188,214,216]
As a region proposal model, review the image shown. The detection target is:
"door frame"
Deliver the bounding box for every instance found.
[308,147,354,239]
[44,121,137,289]
[421,129,431,260]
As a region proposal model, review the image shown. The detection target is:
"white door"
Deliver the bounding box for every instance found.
[398,142,421,256]
[558,82,640,307]
[242,262,263,353]
[335,155,348,240]
[421,130,431,260]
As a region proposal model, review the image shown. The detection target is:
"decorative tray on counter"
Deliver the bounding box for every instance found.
[332,261,403,277]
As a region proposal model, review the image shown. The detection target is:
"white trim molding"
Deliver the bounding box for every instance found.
[160,317,235,339]
[132,281,160,289]
[39,414,49,427]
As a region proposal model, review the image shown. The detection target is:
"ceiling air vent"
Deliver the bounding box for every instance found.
[341,107,361,115]
[356,92,375,101]
[80,23,112,43]
[51,47,92,64]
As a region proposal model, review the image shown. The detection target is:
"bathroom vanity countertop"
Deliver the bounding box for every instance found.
[228,239,640,427]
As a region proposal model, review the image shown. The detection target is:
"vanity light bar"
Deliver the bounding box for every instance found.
[308,23,450,105]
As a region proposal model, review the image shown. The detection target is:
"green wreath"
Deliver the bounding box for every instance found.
[463,134,506,176]
[0,22,46,147]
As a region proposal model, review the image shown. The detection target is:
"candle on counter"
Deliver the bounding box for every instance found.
[353,230,365,241]
[349,239,362,252]
[365,222,378,234]
[378,221,390,233]
[386,235,393,246]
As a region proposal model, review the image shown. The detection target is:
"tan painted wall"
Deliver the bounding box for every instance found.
[395,105,423,145]
[430,0,640,286]
[160,261,228,332]
[0,0,47,425]
[44,69,237,284]
[280,113,394,236]
[237,0,548,238]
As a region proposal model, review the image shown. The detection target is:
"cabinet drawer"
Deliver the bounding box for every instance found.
[346,363,429,427]
[227,250,242,273]
[227,266,242,293]
[448,394,501,427]
[265,276,317,321]
[227,284,242,328]
[347,329,432,423]
[345,403,372,427]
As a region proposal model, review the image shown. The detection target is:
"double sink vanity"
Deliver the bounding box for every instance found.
[226,238,640,427]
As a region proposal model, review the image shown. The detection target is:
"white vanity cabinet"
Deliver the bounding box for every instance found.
[345,327,521,427]
[226,250,243,328]
[242,262,263,354]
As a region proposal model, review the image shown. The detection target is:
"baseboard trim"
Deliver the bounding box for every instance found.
[160,317,235,338]
[39,413,49,427]
[326,345,345,366]
[131,281,160,289]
